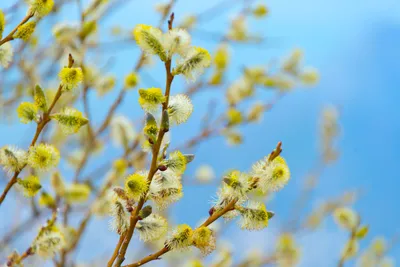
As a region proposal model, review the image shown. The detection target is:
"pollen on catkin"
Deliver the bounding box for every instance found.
[149,181,183,209]
[38,191,56,208]
[237,201,269,230]
[168,94,193,125]
[282,48,303,75]
[50,172,65,196]
[113,158,128,176]
[355,225,369,239]
[226,78,253,105]
[228,16,247,41]
[133,24,167,61]
[136,214,168,242]
[252,4,269,18]
[51,107,88,135]
[64,183,91,204]
[209,70,223,85]
[275,233,300,266]
[154,168,181,185]
[28,143,60,171]
[109,197,130,234]
[124,173,148,201]
[192,227,216,255]
[219,170,252,202]
[32,228,65,258]
[180,15,197,29]
[96,75,116,96]
[166,224,193,251]
[163,28,191,58]
[34,85,48,111]
[172,46,211,81]
[0,146,28,173]
[142,131,170,153]
[247,102,264,122]
[30,0,54,17]
[143,113,158,143]
[214,44,230,69]
[17,102,39,124]
[251,155,290,193]
[138,87,165,113]
[226,108,243,126]
[342,240,359,259]
[58,225,77,251]
[371,237,386,256]
[79,20,97,40]
[0,43,13,68]
[163,150,187,175]
[333,207,359,231]
[124,72,140,89]
[14,21,36,41]
[300,68,320,85]
[186,259,205,267]
[16,175,42,197]
[58,67,84,91]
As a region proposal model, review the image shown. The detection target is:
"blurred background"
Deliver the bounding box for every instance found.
[1,0,400,266]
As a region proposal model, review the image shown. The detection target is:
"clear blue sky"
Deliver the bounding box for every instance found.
[1,0,400,266]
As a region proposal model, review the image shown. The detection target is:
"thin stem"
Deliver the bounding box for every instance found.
[107,235,125,267]
[113,57,174,267]
[14,247,33,265]
[0,172,19,205]
[0,55,73,205]
[112,16,176,265]
[70,0,168,183]
[0,11,34,46]
[121,200,237,267]
[124,144,280,267]
[337,224,359,267]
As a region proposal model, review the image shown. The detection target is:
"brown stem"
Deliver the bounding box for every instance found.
[0,85,63,206]
[122,200,237,267]
[0,12,34,46]
[122,247,169,267]
[0,172,19,205]
[0,54,72,205]
[113,57,174,267]
[107,235,126,267]
[70,0,167,184]
[64,6,176,265]
[14,247,33,265]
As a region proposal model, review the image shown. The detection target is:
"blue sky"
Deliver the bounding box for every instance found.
[1,0,400,266]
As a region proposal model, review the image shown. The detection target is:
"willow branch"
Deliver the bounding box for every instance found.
[113,53,175,267]
[0,54,73,206]
[70,0,172,183]
[121,200,237,267]
[107,235,125,267]
[0,11,34,46]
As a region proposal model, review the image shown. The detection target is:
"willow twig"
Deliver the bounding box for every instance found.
[121,200,237,267]
[0,54,74,206]
[0,11,34,46]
